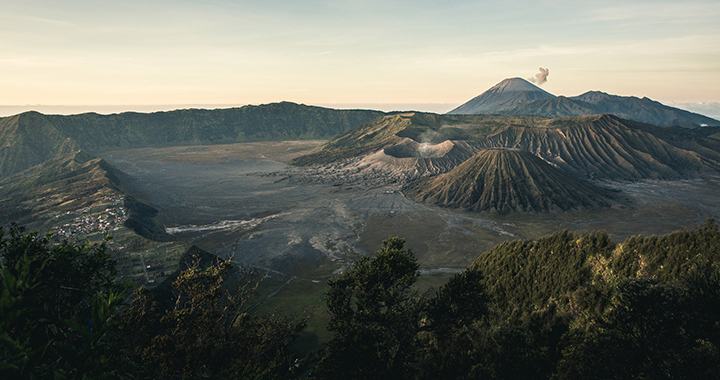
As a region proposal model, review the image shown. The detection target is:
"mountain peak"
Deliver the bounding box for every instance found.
[448,78,555,115]
[489,77,550,93]
[403,148,618,213]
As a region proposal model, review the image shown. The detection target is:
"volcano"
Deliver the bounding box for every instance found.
[449,78,720,128]
[403,148,620,213]
[448,78,555,115]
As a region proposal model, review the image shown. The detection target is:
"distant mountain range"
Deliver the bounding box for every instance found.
[0,103,384,226]
[0,102,384,178]
[3,92,720,218]
[448,78,720,128]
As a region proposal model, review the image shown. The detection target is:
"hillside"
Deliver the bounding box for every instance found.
[403,148,620,213]
[0,149,122,224]
[291,113,412,165]
[448,78,555,115]
[477,114,720,180]
[0,112,81,178]
[295,113,720,181]
[0,103,384,178]
[573,91,719,128]
[449,78,720,128]
[471,220,720,314]
[48,102,385,152]
[501,91,720,128]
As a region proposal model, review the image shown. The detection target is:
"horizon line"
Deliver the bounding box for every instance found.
[0,102,458,117]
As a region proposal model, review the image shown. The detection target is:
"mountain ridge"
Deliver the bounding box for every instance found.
[0,102,386,178]
[294,112,720,182]
[403,148,620,213]
[449,78,555,115]
[449,78,720,128]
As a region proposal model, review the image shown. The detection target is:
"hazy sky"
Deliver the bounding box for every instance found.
[1,0,719,112]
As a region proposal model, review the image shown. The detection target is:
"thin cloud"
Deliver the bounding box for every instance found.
[3,12,74,27]
[586,1,720,24]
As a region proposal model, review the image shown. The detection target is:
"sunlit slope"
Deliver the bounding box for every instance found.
[476,114,720,180]
[403,149,619,213]
[47,102,385,151]
[294,113,720,181]
[292,113,412,165]
[469,220,720,313]
[0,112,80,178]
[448,77,555,115]
[0,150,122,224]
[448,78,720,128]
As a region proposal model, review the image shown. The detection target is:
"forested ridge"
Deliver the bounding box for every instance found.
[2,220,720,379]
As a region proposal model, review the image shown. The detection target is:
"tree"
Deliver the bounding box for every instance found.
[317,237,419,380]
[556,275,720,380]
[124,257,303,379]
[0,224,126,379]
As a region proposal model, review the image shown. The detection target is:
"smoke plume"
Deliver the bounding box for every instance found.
[530,67,549,85]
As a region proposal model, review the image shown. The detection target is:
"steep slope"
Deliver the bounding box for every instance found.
[0,148,165,238]
[292,113,412,165]
[48,102,385,151]
[476,114,720,180]
[498,96,598,118]
[294,113,720,181]
[0,150,122,224]
[570,91,720,128]
[448,78,555,115]
[450,79,720,128]
[0,112,81,177]
[404,149,618,213]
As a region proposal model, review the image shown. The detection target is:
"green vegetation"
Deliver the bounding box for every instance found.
[45,102,383,154]
[314,220,720,379]
[317,237,419,379]
[0,225,303,379]
[0,224,125,379]
[0,111,81,178]
[3,221,720,378]
[0,150,121,225]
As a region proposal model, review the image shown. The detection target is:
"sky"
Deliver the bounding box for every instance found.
[1,0,719,115]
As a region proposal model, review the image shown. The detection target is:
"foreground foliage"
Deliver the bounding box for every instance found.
[317,220,720,379]
[0,224,125,379]
[0,224,302,379]
[124,260,303,379]
[3,220,720,379]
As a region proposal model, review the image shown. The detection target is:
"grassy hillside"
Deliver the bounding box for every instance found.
[0,150,119,224]
[0,102,383,179]
[47,102,384,152]
[0,112,81,178]
[471,219,720,315]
